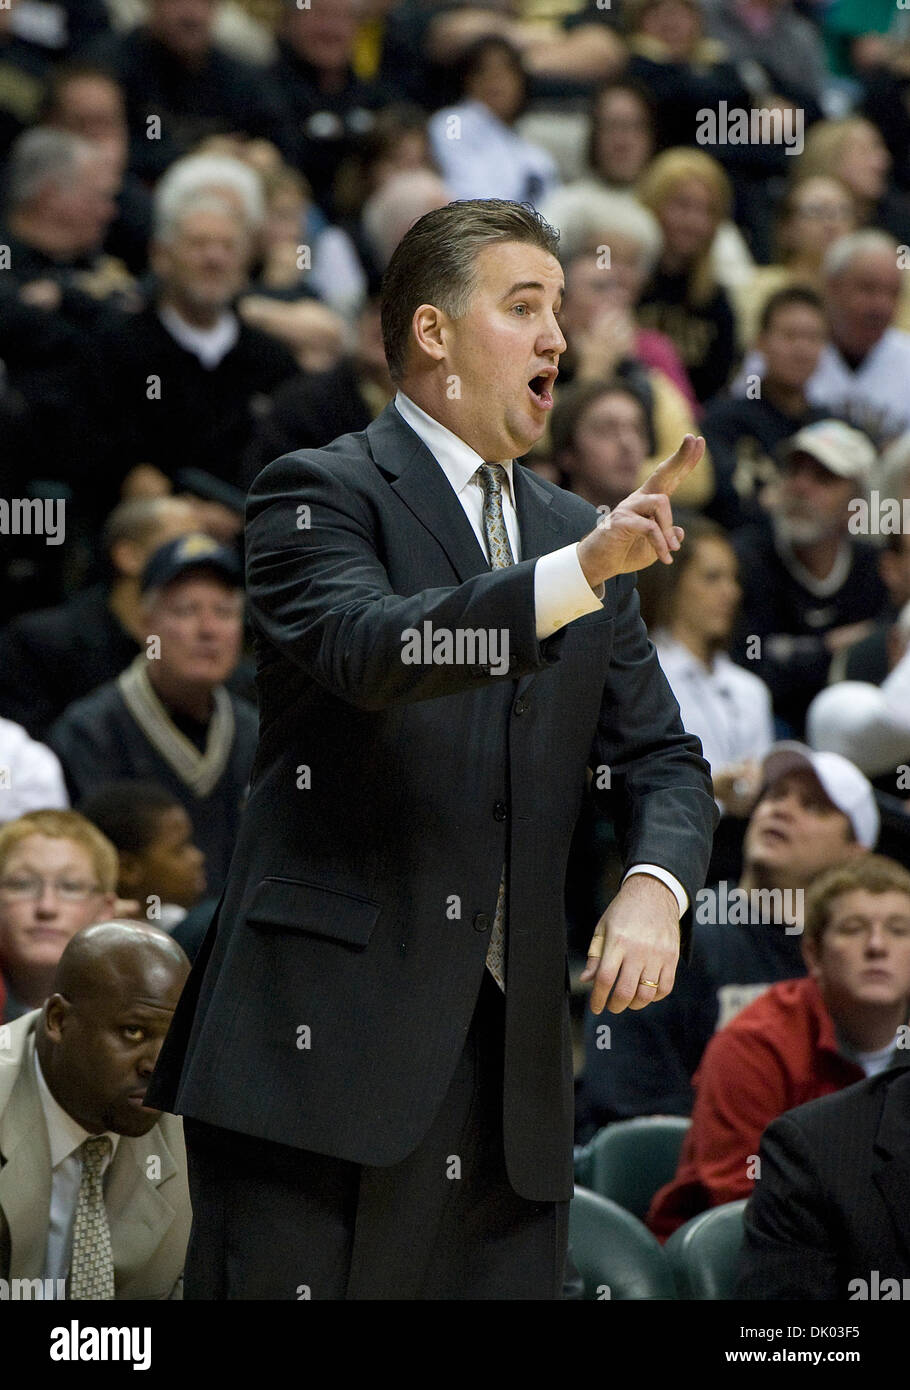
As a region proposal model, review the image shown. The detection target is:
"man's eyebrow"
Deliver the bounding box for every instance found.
[501,281,565,302]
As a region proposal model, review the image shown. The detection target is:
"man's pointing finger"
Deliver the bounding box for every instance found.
[640,434,706,497]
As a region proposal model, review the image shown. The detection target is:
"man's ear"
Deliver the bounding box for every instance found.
[801,930,822,982]
[411,303,448,366]
[43,993,69,1043]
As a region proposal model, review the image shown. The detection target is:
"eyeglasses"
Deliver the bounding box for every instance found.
[0,877,102,902]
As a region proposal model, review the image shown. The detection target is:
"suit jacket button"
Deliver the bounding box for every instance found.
[492,800,507,821]
[473,913,490,932]
[514,697,528,715]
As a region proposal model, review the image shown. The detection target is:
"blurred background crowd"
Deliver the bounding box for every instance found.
[5,0,910,1277]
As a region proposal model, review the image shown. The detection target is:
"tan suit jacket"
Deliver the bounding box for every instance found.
[0,1010,190,1298]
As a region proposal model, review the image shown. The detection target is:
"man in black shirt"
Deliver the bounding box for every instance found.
[731,419,888,736]
[269,0,401,219]
[82,189,299,516]
[703,286,831,531]
[81,0,295,182]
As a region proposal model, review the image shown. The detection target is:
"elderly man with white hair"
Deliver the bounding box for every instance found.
[80,177,299,518]
[805,229,910,440]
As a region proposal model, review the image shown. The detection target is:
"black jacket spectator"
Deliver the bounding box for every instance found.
[80,304,300,513]
[81,26,295,182]
[731,519,887,735]
[0,584,136,739]
[702,394,828,531]
[737,1064,910,1300]
[269,39,400,218]
[48,673,258,895]
[638,266,737,404]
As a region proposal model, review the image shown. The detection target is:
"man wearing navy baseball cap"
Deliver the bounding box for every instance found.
[48,535,257,895]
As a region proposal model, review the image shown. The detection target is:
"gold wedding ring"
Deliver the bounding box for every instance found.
[640,978,659,989]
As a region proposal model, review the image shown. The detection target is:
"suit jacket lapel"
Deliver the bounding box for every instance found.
[366,403,574,697]
[367,403,490,584]
[106,1129,180,1291]
[871,1067,910,1263]
[0,1038,53,1280]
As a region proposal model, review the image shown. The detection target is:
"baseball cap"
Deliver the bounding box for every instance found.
[140,533,242,595]
[759,741,879,849]
[780,420,876,484]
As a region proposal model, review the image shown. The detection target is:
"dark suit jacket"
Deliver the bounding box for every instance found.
[737,1064,910,1299]
[146,401,717,1202]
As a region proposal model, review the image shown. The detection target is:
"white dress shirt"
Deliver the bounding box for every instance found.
[34,1049,120,1289]
[428,99,559,206]
[653,631,775,781]
[394,390,688,916]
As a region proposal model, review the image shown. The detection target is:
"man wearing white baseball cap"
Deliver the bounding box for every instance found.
[577,740,877,1131]
[731,418,888,736]
[759,741,880,850]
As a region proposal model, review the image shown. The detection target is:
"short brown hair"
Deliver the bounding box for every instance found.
[0,810,119,893]
[804,854,910,949]
[380,199,560,383]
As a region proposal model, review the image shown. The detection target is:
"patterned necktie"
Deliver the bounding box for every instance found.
[69,1135,115,1300]
[475,463,514,991]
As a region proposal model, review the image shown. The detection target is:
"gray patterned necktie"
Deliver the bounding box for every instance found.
[69,1135,115,1300]
[475,463,514,991]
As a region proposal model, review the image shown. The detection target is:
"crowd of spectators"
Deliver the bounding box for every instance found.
[4,0,910,1300]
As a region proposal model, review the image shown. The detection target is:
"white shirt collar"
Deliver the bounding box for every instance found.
[393,389,515,505]
[158,305,240,370]
[34,1047,120,1171]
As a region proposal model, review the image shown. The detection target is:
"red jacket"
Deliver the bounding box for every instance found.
[647,975,866,1240]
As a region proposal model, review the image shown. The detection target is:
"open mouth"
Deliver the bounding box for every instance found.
[527,368,557,410]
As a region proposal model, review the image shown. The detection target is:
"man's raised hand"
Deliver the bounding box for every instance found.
[577,434,705,589]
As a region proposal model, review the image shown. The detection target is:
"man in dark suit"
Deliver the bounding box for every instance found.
[146,198,717,1300]
[737,1065,910,1300]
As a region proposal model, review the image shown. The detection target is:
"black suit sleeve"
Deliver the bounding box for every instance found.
[736,1109,842,1300]
[245,451,560,709]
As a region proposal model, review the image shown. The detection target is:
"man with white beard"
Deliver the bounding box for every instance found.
[729,419,887,737]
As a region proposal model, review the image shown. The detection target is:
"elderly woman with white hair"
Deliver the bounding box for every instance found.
[543,188,714,506]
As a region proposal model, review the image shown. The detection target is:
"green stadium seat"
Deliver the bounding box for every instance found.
[664,1199,748,1299]
[569,1186,676,1300]
[584,1116,692,1218]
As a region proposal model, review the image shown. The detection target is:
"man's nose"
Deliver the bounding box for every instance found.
[34,885,61,913]
[540,316,567,357]
[865,925,890,954]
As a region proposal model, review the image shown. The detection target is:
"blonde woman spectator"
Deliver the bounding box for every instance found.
[637,147,741,403]
[733,175,857,347]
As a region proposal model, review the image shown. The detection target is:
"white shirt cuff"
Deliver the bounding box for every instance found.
[534,543,604,640]
[621,864,689,919]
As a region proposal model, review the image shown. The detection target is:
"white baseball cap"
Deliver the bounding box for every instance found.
[759,741,880,848]
[781,420,876,484]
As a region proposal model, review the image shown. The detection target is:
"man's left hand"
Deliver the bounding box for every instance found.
[580,874,681,1014]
